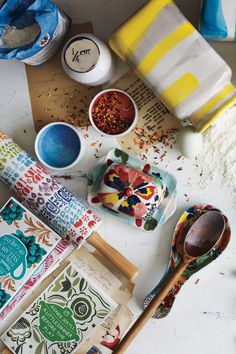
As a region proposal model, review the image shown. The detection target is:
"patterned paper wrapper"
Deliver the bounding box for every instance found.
[0,197,63,314]
[0,239,73,322]
[0,130,103,247]
[1,263,117,354]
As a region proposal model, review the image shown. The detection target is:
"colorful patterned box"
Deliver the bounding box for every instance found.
[0,239,73,321]
[1,263,117,354]
[0,197,61,313]
[88,148,177,231]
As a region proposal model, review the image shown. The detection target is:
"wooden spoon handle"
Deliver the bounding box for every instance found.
[113,262,188,353]
[88,232,139,281]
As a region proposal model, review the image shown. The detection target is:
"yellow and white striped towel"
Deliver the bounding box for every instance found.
[109,0,236,132]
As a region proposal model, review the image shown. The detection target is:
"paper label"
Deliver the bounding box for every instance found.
[38,301,80,342]
[0,234,27,280]
[64,37,100,73]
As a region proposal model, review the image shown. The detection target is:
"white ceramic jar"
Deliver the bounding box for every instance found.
[62,33,114,86]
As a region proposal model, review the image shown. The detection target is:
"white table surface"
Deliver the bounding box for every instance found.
[0,1,236,354]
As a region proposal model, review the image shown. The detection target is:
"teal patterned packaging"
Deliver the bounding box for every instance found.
[1,263,117,354]
[0,197,61,313]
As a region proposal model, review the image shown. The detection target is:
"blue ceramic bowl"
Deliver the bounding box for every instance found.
[35,122,84,170]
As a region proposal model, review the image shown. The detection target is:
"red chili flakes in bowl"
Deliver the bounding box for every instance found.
[91,91,136,135]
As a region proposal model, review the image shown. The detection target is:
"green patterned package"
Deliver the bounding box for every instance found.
[0,197,61,313]
[1,263,117,354]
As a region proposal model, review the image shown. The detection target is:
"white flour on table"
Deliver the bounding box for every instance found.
[196,107,236,197]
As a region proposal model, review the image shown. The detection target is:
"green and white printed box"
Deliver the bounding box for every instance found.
[1,263,117,354]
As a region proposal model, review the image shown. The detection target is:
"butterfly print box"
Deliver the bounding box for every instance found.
[88,148,177,231]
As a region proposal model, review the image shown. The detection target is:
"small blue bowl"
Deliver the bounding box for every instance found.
[35,122,84,170]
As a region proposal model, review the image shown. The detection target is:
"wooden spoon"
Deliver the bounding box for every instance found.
[144,205,230,318]
[113,211,225,353]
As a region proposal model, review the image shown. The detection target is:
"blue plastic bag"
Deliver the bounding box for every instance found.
[200,0,236,41]
[0,0,70,65]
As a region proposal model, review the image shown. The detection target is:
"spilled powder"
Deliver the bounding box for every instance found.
[196,107,236,196]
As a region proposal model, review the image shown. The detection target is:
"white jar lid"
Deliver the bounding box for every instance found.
[64,37,100,73]
[62,33,113,86]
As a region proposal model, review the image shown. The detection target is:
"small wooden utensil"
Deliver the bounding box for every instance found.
[113,211,226,353]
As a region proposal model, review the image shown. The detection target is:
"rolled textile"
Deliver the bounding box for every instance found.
[0,130,102,247]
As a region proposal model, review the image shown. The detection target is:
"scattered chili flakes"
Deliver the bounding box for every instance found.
[90,141,97,147]
[184,193,190,202]
[160,152,167,161]
[54,175,72,180]
[131,126,178,161]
